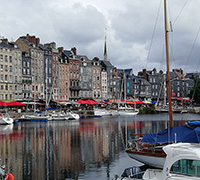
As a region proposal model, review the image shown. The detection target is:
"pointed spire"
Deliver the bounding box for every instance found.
[104,28,107,61]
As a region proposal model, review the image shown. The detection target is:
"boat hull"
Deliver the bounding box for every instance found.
[126,149,166,168]
[93,109,112,116]
[0,117,14,125]
[118,111,139,116]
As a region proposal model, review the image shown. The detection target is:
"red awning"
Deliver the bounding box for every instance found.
[75,100,99,105]
[6,101,26,106]
[0,101,7,107]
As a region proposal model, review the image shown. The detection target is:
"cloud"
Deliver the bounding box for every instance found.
[1,0,200,74]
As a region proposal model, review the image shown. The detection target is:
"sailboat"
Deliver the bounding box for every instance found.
[126,0,194,168]
[118,70,139,116]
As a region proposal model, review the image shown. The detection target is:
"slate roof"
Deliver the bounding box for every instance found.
[117,68,132,78]
[139,78,151,86]
[0,41,13,49]
[100,60,113,67]
[76,55,90,61]
[130,75,140,83]
[63,50,72,58]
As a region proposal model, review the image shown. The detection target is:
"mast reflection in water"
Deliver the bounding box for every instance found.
[0,114,198,180]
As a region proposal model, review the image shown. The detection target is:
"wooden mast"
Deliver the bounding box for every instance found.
[164,0,173,127]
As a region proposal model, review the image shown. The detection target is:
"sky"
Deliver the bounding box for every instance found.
[1,0,200,74]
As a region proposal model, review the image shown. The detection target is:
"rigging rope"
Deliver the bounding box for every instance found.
[145,0,162,68]
[173,0,189,26]
[184,26,200,71]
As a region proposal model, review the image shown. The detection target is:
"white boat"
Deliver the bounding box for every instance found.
[93,108,112,116]
[49,111,69,121]
[67,111,80,120]
[115,143,200,180]
[0,113,14,125]
[118,106,139,116]
[143,143,200,180]
[19,113,50,122]
[110,109,120,116]
[118,109,139,116]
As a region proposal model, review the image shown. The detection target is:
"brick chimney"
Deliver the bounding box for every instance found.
[143,69,147,80]
[20,34,40,46]
[2,38,8,44]
[58,47,63,56]
[71,47,77,55]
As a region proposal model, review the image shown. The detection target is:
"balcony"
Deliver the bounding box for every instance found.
[70,86,81,90]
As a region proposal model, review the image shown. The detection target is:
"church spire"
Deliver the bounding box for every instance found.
[104,28,107,61]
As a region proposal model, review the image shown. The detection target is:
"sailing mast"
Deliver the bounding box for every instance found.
[164,0,173,127]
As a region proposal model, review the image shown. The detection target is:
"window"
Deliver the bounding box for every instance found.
[5,65,8,72]
[0,54,3,61]
[5,55,8,62]
[9,56,12,63]
[170,159,200,177]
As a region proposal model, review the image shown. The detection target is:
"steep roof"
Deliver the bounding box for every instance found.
[100,60,113,67]
[0,41,13,49]
[139,78,151,86]
[76,55,90,61]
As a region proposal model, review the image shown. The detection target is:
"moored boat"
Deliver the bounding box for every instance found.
[93,108,112,116]
[126,125,200,168]
[0,113,14,125]
[115,143,200,180]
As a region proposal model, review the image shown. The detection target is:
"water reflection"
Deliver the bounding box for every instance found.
[0,114,198,180]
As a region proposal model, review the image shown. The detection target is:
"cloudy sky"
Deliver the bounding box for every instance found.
[1,0,200,74]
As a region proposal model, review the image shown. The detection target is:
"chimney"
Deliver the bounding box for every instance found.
[20,34,40,46]
[2,38,8,44]
[58,47,63,56]
[71,47,77,55]
[143,69,147,80]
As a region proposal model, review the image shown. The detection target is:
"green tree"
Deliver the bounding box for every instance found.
[189,79,200,104]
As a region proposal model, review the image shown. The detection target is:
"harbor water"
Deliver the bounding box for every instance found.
[0,113,200,180]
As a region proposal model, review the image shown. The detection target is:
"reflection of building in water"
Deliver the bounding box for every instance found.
[79,121,122,169]
[0,120,124,179]
[0,126,24,180]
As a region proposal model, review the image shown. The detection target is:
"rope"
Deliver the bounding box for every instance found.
[173,0,189,26]
[184,26,200,71]
[145,0,162,68]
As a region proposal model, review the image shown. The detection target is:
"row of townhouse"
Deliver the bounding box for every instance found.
[117,68,194,101]
[0,34,197,102]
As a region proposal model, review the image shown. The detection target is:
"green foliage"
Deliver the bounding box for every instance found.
[189,79,200,104]
[139,107,155,114]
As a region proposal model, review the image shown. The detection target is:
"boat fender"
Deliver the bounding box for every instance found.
[0,114,2,117]
[137,137,143,147]
[5,173,14,180]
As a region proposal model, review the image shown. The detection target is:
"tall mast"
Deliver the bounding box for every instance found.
[164,0,173,126]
